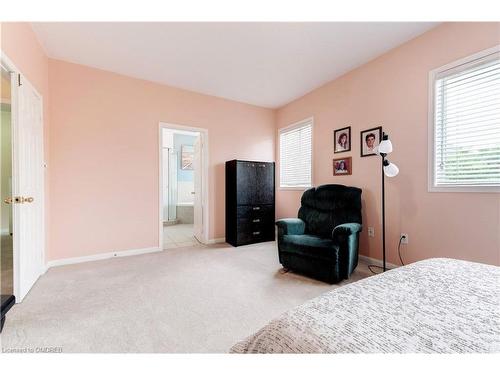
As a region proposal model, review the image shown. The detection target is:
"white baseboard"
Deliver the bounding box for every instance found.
[359,254,399,269]
[46,246,161,269]
[45,238,227,269]
[205,237,226,245]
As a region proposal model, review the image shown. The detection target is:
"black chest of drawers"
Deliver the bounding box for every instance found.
[225,160,275,247]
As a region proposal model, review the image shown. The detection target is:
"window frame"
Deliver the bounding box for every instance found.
[428,45,500,193]
[278,117,314,190]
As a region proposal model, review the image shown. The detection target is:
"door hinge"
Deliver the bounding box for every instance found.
[18,74,22,86]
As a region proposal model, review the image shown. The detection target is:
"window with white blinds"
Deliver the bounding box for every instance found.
[430,48,500,192]
[279,118,313,188]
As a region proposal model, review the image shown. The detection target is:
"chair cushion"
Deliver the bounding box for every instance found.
[281,234,339,259]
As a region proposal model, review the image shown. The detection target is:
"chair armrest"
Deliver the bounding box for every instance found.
[331,223,362,240]
[275,218,306,236]
[332,223,362,278]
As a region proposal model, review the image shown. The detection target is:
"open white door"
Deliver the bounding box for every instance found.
[12,72,45,302]
[192,135,203,242]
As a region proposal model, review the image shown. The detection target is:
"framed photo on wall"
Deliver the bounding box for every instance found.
[334,126,351,153]
[333,156,352,176]
[360,126,382,157]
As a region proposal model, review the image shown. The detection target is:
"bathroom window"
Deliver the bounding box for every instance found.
[429,47,500,192]
[279,117,313,189]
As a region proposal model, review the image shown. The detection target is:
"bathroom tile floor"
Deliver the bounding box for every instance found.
[163,224,200,249]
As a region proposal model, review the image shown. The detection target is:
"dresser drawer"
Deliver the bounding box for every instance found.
[236,217,273,231]
[236,228,265,245]
[236,204,274,219]
[236,217,274,244]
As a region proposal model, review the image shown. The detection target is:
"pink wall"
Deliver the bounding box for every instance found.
[48,59,275,261]
[1,22,51,257]
[276,22,500,266]
[2,22,498,266]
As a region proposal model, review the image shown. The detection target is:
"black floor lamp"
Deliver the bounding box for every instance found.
[377,132,399,272]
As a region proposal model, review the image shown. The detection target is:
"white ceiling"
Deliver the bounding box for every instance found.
[32,22,438,108]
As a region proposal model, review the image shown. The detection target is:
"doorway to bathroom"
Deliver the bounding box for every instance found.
[159,123,208,249]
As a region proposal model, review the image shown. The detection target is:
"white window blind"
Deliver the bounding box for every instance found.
[279,119,312,188]
[432,50,500,190]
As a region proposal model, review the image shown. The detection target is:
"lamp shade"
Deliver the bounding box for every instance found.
[383,162,399,177]
[378,139,393,154]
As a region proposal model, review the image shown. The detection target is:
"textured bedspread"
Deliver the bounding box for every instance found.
[230,258,500,353]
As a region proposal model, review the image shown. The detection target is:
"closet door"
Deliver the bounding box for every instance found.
[236,161,256,205]
[255,162,274,204]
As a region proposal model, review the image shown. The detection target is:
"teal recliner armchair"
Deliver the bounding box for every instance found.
[276,184,362,284]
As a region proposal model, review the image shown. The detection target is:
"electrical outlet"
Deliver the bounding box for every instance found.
[368,227,375,237]
[400,233,409,244]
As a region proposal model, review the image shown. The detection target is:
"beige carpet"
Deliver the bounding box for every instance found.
[0,241,372,353]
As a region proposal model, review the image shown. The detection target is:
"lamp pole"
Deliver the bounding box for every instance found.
[381,151,387,272]
[377,131,398,273]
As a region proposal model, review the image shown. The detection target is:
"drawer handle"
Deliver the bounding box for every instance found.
[252,231,261,235]
[252,207,260,210]
[252,219,260,223]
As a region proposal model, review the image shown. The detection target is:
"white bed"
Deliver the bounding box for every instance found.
[230,258,500,353]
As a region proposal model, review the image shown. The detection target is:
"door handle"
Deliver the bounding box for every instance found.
[4,196,34,204]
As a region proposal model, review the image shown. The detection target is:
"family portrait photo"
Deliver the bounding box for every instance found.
[334,126,351,153]
[360,126,382,157]
[333,157,352,175]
